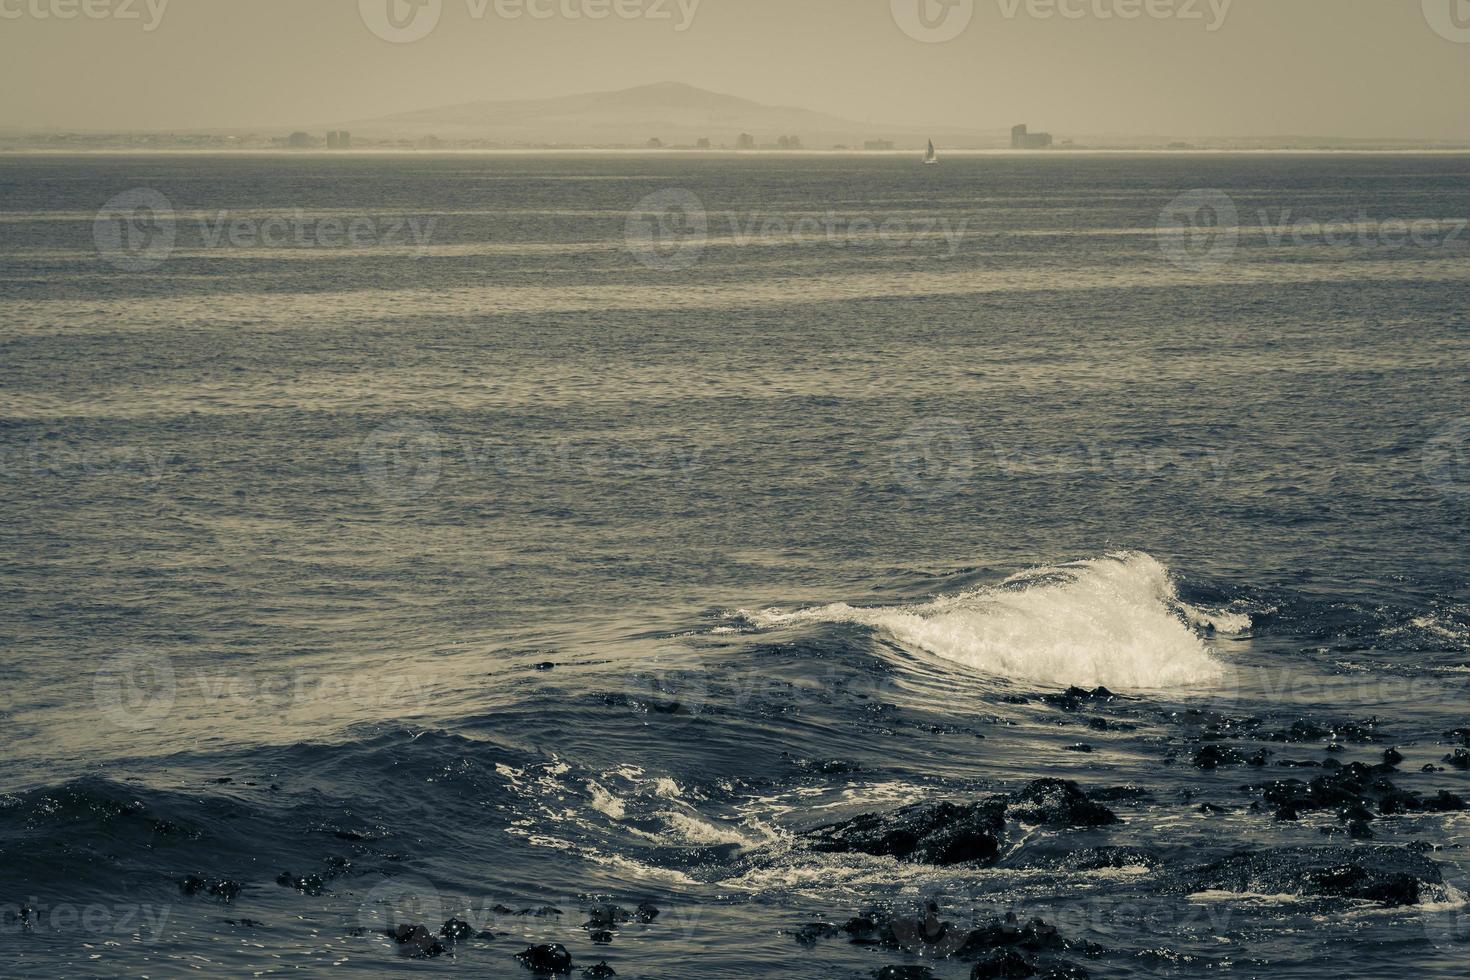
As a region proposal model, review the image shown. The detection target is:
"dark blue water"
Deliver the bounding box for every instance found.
[1,152,1469,978]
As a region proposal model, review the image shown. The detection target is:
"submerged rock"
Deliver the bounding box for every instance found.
[517,943,574,974]
[1006,780,1119,828]
[180,875,241,903]
[1164,846,1443,906]
[809,799,1006,866]
[391,923,448,958]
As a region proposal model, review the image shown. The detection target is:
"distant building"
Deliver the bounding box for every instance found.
[776,135,803,150]
[646,137,664,149]
[287,131,313,148]
[696,138,711,150]
[326,131,340,150]
[735,133,756,150]
[863,139,895,151]
[1011,124,1053,149]
[338,131,351,149]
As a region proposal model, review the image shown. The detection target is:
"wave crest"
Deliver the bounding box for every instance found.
[747,552,1239,691]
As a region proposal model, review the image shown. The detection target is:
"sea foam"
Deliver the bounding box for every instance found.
[749,552,1241,691]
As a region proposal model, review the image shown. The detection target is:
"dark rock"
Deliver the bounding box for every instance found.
[583,963,616,978]
[791,922,840,945]
[971,950,1036,978]
[586,904,630,928]
[1029,846,1157,871]
[589,930,614,945]
[275,872,325,896]
[392,924,448,958]
[1445,749,1470,770]
[517,943,574,974]
[440,918,473,944]
[1040,687,1120,712]
[180,876,241,903]
[1007,780,1119,828]
[634,901,660,922]
[1088,718,1109,731]
[1383,748,1404,766]
[876,968,934,979]
[1064,744,1092,753]
[1163,846,1443,906]
[808,799,1006,866]
[1193,745,1245,770]
[536,662,557,671]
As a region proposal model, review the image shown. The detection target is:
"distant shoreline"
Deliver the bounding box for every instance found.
[4,147,1470,156]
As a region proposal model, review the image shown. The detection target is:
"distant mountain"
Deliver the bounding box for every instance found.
[338,81,986,148]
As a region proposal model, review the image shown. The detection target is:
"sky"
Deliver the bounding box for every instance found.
[0,0,1467,139]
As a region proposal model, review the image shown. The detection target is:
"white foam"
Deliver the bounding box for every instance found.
[748,552,1235,691]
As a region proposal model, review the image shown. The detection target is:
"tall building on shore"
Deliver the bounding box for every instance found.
[1011,124,1053,149]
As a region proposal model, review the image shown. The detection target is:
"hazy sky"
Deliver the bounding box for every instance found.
[1,0,1466,138]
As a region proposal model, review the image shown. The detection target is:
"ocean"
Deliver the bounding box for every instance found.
[1,151,1469,978]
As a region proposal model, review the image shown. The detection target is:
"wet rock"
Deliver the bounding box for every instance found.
[1256,760,1466,820]
[585,904,631,928]
[876,967,934,979]
[440,918,473,944]
[1164,846,1443,906]
[791,922,840,945]
[634,901,660,922]
[392,924,448,958]
[583,962,616,978]
[1193,745,1245,770]
[1006,780,1119,828]
[1064,744,1093,753]
[1040,687,1120,712]
[517,943,574,974]
[275,872,325,896]
[1383,748,1404,766]
[1028,846,1157,871]
[808,799,1006,866]
[971,950,1036,978]
[1444,749,1470,770]
[180,875,241,903]
[589,930,613,945]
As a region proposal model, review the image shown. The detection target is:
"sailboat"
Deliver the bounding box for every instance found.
[923,140,939,166]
